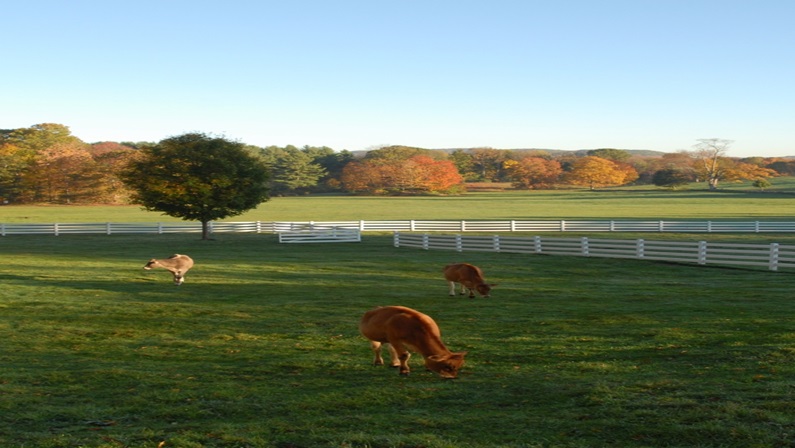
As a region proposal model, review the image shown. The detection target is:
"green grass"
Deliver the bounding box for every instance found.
[2,187,795,447]
[1,233,794,447]
[2,181,795,223]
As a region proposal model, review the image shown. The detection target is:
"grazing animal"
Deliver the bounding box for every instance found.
[143,254,194,286]
[359,305,467,379]
[443,263,496,298]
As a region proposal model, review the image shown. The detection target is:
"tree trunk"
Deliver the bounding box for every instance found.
[201,220,211,240]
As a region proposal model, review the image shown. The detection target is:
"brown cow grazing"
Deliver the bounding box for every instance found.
[443,263,496,298]
[359,306,467,379]
[143,254,194,286]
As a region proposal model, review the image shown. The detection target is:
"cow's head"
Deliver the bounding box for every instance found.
[476,283,497,298]
[173,270,185,286]
[143,259,158,270]
[425,351,467,379]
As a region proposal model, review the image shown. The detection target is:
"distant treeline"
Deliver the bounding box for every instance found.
[1,124,792,204]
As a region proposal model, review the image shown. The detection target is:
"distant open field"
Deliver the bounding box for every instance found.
[1,179,794,223]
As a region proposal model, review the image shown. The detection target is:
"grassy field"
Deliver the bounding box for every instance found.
[1,181,795,223]
[1,231,794,447]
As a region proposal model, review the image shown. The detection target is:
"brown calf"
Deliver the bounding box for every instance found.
[143,254,194,286]
[359,306,467,379]
[443,263,496,298]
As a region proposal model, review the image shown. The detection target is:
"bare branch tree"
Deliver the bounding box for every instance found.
[691,138,734,190]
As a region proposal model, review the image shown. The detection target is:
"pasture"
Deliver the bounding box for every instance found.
[2,231,794,447]
[2,187,795,447]
[2,179,795,223]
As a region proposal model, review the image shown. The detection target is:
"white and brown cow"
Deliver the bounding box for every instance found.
[143,254,194,286]
[359,305,467,379]
[443,263,496,298]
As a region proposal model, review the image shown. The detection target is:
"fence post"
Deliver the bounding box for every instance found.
[581,237,589,256]
[393,232,399,247]
[158,223,163,234]
[510,220,516,232]
[755,221,760,233]
[534,235,542,253]
[461,221,466,232]
[422,233,429,250]
[698,241,708,265]
[455,234,463,252]
[659,220,664,232]
[707,221,712,233]
[106,222,112,235]
[360,220,366,231]
[54,223,59,237]
[769,243,779,271]
[493,235,500,252]
[209,221,214,235]
[410,220,416,232]
[610,220,615,231]
[636,239,644,258]
[560,220,566,232]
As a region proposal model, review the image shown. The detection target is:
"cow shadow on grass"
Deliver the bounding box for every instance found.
[0,266,428,304]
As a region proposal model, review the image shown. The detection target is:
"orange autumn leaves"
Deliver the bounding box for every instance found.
[503,155,638,190]
[341,155,464,194]
[343,154,641,194]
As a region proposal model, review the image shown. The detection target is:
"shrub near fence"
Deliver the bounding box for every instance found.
[3,219,795,236]
[393,232,795,272]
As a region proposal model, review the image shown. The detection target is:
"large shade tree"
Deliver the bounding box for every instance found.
[121,133,270,239]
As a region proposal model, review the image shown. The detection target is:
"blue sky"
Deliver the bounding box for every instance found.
[3,1,794,157]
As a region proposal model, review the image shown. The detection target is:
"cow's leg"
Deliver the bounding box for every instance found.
[386,344,401,368]
[369,340,384,366]
[448,281,457,296]
[389,341,412,375]
[460,284,469,296]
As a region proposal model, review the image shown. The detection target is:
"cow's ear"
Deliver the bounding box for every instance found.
[427,354,446,362]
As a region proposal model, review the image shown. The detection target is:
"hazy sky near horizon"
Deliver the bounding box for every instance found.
[3,1,794,157]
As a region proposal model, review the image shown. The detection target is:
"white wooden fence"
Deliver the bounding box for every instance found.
[392,232,795,272]
[277,226,361,243]
[2,219,795,236]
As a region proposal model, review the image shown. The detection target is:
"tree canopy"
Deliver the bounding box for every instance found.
[1,123,788,201]
[121,133,270,239]
[563,156,639,190]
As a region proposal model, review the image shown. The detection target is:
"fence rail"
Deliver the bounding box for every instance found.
[392,232,795,272]
[2,219,795,236]
[277,226,361,243]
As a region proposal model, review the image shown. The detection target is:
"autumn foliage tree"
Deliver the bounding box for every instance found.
[563,156,639,190]
[503,157,562,189]
[690,139,776,189]
[28,141,97,203]
[0,124,142,204]
[341,155,463,194]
